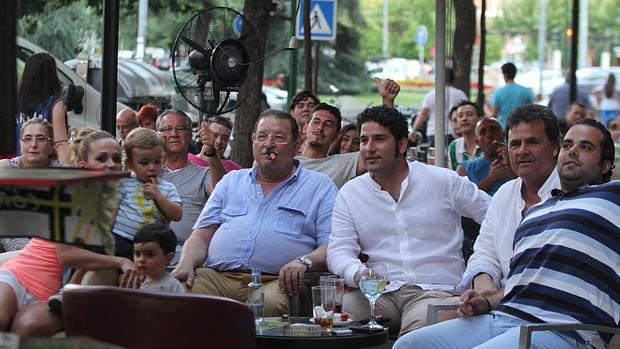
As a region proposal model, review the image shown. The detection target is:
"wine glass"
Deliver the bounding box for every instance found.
[358,263,387,330]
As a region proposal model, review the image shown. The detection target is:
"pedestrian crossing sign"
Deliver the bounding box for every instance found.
[295,0,337,41]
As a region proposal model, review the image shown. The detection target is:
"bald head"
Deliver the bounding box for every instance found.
[116,108,138,141]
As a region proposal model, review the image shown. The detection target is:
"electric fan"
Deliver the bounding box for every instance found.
[172,7,261,120]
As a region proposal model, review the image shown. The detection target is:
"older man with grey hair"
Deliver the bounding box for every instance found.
[157,109,225,264]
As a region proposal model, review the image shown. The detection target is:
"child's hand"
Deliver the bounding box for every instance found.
[143,177,160,199]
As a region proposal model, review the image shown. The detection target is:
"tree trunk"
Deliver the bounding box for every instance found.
[303,0,313,92]
[476,0,486,109]
[452,0,476,98]
[314,41,320,93]
[231,0,271,168]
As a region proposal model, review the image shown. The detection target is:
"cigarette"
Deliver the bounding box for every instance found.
[270,153,277,160]
[456,301,465,307]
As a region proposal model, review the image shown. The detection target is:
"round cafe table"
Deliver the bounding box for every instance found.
[255,317,388,349]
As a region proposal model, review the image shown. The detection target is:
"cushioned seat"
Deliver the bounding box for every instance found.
[63,285,256,349]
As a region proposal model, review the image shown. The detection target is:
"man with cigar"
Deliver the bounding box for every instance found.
[173,110,337,316]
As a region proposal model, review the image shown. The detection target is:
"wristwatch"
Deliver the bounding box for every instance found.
[296,255,313,271]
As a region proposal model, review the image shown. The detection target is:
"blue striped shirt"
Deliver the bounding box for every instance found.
[193,160,338,275]
[496,181,620,348]
[113,177,182,240]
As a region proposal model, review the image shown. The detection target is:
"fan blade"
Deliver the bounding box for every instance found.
[181,36,210,56]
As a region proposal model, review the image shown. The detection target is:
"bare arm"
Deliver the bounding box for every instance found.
[375,77,401,108]
[278,243,328,296]
[410,107,430,143]
[56,244,141,288]
[51,101,70,164]
[198,121,227,194]
[490,105,499,118]
[171,224,219,288]
[0,159,11,168]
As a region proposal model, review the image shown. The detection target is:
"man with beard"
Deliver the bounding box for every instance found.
[393,118,617,349]
[327,106,490,336]
[172,110,337,316]
[296,78,400,188]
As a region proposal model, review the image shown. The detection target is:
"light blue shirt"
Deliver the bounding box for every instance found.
[491,82,534,128]
[193,160,338,274]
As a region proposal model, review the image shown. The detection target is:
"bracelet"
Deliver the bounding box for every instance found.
[482,296,492,312]
[203,150,218,157]
[54,139,69,145]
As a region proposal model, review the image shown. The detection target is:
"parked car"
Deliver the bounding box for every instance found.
[17,37,128,130]
[64,57,176,113]
[262,86,288,111]
[576,67,620,93]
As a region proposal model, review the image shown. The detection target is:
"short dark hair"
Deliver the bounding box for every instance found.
[501,63,517,80]
[289,90,319,110]
[134,223,177,254]
[254,109,299,142]
[572,118,615,183]
[208,116,233,131]
[357,106,408,157]
[455,100,481,117]
[310,103,342,131]
[506,104,561,150]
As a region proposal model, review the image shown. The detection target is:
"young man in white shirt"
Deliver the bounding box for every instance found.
[327,106,491,336]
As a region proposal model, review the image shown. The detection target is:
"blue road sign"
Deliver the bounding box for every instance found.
[416,25,428,46]
[295,0,337,41]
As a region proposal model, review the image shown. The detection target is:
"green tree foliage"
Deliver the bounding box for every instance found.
[488,0,620,66]
[18,1,100,61]
[359,0,436,62]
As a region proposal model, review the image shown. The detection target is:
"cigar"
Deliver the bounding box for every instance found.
[270,153,277,160]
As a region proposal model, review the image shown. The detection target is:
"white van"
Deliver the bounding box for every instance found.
[17,37,127,130]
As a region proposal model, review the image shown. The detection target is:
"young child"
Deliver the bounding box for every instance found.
[134,223,184,293]
[112,128,183,260]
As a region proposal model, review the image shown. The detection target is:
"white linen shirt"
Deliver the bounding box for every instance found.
[458,169,560,291]
[327,161,491,294]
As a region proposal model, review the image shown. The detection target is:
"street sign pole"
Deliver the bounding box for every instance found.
[416,25,428,78]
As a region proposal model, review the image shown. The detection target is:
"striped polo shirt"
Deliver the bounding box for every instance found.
[496,182,619,349]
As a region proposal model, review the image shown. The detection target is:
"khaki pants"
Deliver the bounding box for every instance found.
[344,284,456,336]
[191,267,298,317]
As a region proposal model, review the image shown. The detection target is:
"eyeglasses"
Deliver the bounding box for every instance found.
[21,135,52,144]
[159,126,189,134]
[251,133,289,144]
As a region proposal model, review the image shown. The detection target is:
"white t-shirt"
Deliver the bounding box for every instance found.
[421,86,468,136]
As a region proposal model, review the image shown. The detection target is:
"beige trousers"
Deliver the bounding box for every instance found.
[344,284,457,336]
[190,267,293,317]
